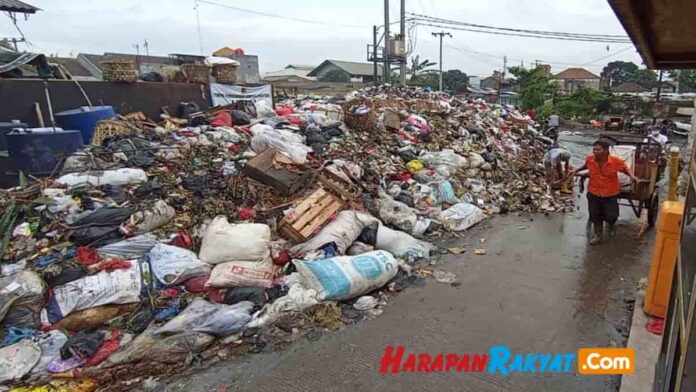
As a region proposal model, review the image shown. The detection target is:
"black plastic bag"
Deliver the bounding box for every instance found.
[100,185,128,204]
[223,287,266,308]
[135,180,165,198]
[358,225,378,246]
[232,110,251,125]
[70,207,132,246]
[179,102,200,118]
[43,264,88,287]
[60,330,105,360]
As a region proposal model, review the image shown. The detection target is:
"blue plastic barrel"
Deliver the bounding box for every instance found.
[54,105,116,144]
[0,121,28,150]
[6,128,84,175]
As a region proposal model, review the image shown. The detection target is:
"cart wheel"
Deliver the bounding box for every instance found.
[648,193,659,227]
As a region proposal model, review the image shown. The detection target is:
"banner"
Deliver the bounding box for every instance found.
[210,84,273,108]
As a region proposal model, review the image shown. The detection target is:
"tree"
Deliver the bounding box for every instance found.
[409,55,436,83]
[556,86,605,120]
[669,70,696,92]
[319,69,350,83]
[442,69,469,93]
[631,68,658,89]
[507,66,557,110]
[601,61,639,86]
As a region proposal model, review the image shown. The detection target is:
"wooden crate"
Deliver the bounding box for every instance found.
[279,188,344,243]
[510,118,528,130]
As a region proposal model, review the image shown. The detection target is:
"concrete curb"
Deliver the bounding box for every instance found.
[620,291,662,392]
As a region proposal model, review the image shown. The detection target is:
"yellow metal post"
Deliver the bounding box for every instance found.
[668,146,680,201]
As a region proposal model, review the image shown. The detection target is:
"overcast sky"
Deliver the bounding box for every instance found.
[2,0,644,77]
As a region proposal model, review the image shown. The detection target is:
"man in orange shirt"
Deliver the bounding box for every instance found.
[573,140,642,244]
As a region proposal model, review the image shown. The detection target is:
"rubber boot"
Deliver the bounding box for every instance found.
[589,224,603,245]
[608,223,616,238]
[560,179,573,194]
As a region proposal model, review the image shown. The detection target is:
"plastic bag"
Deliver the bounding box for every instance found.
[147,243,211,286]
[57,168,148,188]
[250,128,310,164]
[248,274,319,328]
[102,323,159,367]
[439,202,486,231]
[120,200,175,236]
[55,304,135,333]
[346,242,374,256]
[30,330,68,375]
[289,211,378,257]
[375,225,433,262]
[223,287,266,307]
[294,250,398,301]
[420,149,469,170]
[198,216,271,264]
[206,257,279,288]
[155,298,253,336]
[255,102,276,119]
[436,181,458,204]
[144,332,215,364]
[0,271,45,329]
[43,263,143,323]
[70,207,132,246]
[413,169,446,184]
[98,233,158,259]
[406,114,430,132]
[377,191,431,236]
[468,152,485,169]
[406,159,424,173]
[0,339,41,382]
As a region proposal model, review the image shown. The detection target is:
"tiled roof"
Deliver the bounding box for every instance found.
[0,0,39,14]
[553,68,600,80]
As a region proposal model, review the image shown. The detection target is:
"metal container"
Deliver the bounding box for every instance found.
[6,128,84,175]
[54,105,116,144]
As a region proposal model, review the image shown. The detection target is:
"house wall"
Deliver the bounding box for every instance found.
[555,78,600,93]
[0,79,211,127]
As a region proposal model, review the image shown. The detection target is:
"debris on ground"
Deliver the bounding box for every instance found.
[0,85,574,389]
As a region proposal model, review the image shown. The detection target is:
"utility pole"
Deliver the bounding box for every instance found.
[143,39,150,62]
[373,25,378,83]
[383,0,390,84]
[133,43,141,76]
[498,56,507,104]
[431,31,451,91]
[399,0,406,86]
[654,69,664,125]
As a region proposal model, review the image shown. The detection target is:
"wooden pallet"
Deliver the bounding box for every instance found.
[278,188,343,243]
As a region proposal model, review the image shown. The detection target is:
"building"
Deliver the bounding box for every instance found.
[468,76,482,88]
[553,67,601,94]
[262,64,317,83]
[480,71,511,91]
[307,60,382,84]
[48,57,97,81]
[212,47,260,84]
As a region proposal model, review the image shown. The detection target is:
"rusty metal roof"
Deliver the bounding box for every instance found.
[0,0,39,14]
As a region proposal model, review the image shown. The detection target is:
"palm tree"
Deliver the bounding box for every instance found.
[409,55,437,81]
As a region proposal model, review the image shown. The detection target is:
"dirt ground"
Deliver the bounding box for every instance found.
[164,187,654,392]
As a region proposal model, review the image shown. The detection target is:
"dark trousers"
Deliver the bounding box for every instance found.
[587,193,619,229]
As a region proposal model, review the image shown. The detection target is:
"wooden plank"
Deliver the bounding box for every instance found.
[292,188,327,216]
[300,200,343,237]
[278,222,305,243]
[291,193,335,231]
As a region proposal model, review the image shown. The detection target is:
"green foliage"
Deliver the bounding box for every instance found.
[536,101,554,120]
[319,69,350,83]
[442,69,469,93]
[409,55,436,80]
[507,66,556,110]
[669,70,696,92]
[556,87,605,120]
[602,60,657,89]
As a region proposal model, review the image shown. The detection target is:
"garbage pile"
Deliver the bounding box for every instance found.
[0,86,572,390]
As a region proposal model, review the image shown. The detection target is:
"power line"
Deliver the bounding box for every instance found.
[413,21,631,43]
[409,13,632,43]
[197,0,368,28]
[580,46,635,66]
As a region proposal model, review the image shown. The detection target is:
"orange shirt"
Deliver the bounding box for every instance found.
[585,154,629,197]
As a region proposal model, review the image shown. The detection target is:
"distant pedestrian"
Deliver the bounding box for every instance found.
[543,146,572,193]
[572,140,643,244]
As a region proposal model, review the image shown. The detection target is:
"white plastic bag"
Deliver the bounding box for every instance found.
[57,168,148,188]
[255,102,276,119]
[30,330,68,375]
[206,257,279,288]
[148,243,211,286]
[43,263,143,323]
[250,128,310,164]
[375,225,433,262]
[198,216,271,264]
[120,200,175,236]
[468,153,485,169]
[294,250,398,301]
[98,233,159,259]
[155,298,253,337]
[610,145,636,189]
[247,273,319,328]
[289,211,378,257]
[439,202,486,231]
[378,191,431,236]
[0,339,41,382]
[420,149,469,170]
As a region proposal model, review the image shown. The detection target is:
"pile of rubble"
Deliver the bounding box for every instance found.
[0,86,572,390]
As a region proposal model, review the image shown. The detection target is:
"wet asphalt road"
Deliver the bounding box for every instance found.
[167,166,655,392]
